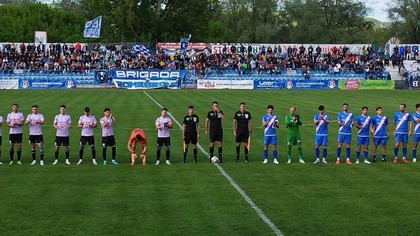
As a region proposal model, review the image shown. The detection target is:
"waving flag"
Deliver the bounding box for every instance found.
[84,16,102,38]
[180,34,191,53]
[133,44,151,56]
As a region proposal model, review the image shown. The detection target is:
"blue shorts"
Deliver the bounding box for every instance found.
[413,134,420,143]
[337,134,351,144]
[394,133,408,144]
[315,135,328,146]
[357,136,370,146]
[264,136,277,145]
[373,137,387,146]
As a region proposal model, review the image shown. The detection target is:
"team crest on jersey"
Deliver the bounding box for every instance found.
[193,117,197,122]
[210,112,215,116]
[245,114,249,119]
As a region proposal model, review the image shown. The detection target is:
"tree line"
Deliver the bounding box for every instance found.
[0,0,418,45]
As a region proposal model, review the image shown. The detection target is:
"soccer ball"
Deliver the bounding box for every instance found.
[211,156,219,163]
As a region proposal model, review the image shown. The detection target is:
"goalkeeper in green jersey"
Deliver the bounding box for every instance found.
[285,106,305,163]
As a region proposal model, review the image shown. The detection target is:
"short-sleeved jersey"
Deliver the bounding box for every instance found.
[413,111,420,135]
[393,111,412,134]
[314,113,329,136]
[128,129,147,146]
[206,110,224,131]
[183,114,199,135]
[100,116,115,137]
[356,114,371,137]
[285,114,302,136]
[78,114,97,137]
[26,113,44,135]
[337,111,354,135]
[7,112,24,134]
[233,110,251,131]
[262,113,278,136]
[371,115,389,138]
[156,116,171,138]
[54,114,71,137]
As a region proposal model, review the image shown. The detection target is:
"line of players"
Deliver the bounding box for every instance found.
[0,102,419,165]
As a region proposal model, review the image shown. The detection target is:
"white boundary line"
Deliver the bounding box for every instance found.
[143,91,283,236]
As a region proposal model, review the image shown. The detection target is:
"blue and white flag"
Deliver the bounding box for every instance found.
[84,16,102,38]
[180,34,191,53]
[133,44,151,56]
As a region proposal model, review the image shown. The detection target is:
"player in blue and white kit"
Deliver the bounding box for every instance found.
[262,105,279,164]
[393,103,412,163]
[412,103,420,162]
[313,105,329,164]
[355,107,371,164]
[336,103,354,164]
[370,107,389,162]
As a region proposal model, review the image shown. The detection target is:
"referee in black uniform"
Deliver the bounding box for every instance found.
[182,105,200,163]
[233,102,252,162]
[205,101,224,162]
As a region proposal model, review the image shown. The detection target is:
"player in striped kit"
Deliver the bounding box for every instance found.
[313,105,329,164]
[412,103,420,162]
[53,105,72,165]
[100,108,118,165]
[355,107,371,164]
[77,107,98,165]
[0,114,3,164]
[25,105,45,165]
[6,103,24,165]
[336,103,354,164]
[370,107,389,162]
[393,104,412,163]
[262,105,279,164]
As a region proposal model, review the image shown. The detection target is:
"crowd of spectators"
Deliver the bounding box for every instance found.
[0,42,394,80]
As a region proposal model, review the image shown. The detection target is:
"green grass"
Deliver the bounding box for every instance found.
[0,89,419,235]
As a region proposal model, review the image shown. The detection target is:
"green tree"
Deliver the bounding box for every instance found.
[387,0,420,43]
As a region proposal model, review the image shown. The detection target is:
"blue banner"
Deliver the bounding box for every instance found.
[19,78,76,89]
[110,69,187,89]
[254,79,338,90]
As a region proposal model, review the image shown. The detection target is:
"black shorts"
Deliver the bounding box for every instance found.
[184,133,198,145]
[29,135,44,144]
[0,136,2,145]
[9,133,23,144]
[55,136,70,146]
[157,137,171,147]
[235,130,249,143]
[209,129,223,142]
[102,135,116,147]
[80,136,95,146]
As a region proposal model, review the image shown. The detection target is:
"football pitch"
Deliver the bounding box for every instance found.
[0,89,419,235]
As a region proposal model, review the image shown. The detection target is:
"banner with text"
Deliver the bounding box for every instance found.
[197,79,254,89]
[0,79,19,89]
[18,78,77,89]
[254,79,338,90]
[110,69,186,89]
[338,80,394,90]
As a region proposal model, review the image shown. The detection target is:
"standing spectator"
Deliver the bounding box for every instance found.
[262,105,279,164]
[182,105,200,163]
[25,105,45,165]
[313,105,329,164]
[127,128,147,165]
[412,103,420,162]
[53,105,71,165]
[77,107,98,165]
[233,102,252,163]
[205,101,224,163]
[100,108,118,165]
[393,103,412,163]
[285,106,304,163]
[6,104,24,165]
[370,106,389,162]
[336,103,354,164]
[355,107,371,164]
[155,107,172,165]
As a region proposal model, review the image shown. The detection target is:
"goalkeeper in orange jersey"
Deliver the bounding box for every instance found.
[127,128,147,165]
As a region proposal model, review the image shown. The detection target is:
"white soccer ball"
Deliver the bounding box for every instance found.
[211,156,219,163]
